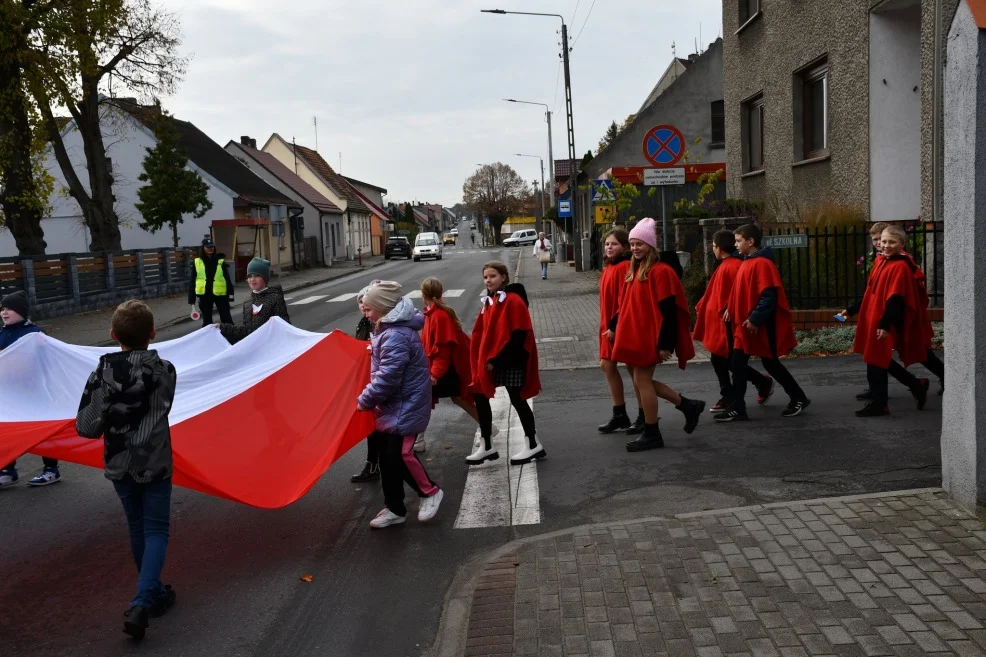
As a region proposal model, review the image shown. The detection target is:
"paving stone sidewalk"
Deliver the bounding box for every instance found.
[452,489,986,657]
[34,256,385,346]
[517,251,711,371]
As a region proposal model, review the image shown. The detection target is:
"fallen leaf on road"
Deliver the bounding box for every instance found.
[300,574,314,583]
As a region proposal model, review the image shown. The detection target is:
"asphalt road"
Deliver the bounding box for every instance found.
[0,219,944,656]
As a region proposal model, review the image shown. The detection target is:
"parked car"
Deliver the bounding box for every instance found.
[450,228,458,236]
[502,228,539,247]
[443,233,456,245]
[385,236,412,260]
[413,232,443,261]
[470,220,477,229]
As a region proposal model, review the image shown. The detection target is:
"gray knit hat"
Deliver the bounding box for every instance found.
[362,280,402,315]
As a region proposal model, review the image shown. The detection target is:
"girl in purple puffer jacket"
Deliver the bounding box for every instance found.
[357,281,443,529]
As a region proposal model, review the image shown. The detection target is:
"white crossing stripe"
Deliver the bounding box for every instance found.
[283,296,294,301]
[328,293,359,303]
[454,388,541,529]
[443,289,465,298]
[288,295,327,305]
[405,290,423,299]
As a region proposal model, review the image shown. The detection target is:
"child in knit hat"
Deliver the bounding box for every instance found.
[0,290,61,488]
[357,281,443,528]
[217,258,291,345]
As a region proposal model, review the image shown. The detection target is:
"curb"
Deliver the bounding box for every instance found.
[427,486,953,657]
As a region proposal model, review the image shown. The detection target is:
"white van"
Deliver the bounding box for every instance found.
[503,229,538,247]
[413,232,443,261]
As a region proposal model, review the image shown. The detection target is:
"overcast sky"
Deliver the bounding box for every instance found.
[166,0,722,207]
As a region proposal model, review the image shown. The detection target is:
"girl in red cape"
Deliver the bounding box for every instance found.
[693,229,774,413]
[420,278,488,436]
[597,228,645,435]
[468,261,545,466]
[715,224,810,422]
[610,218,705,452]
[851,226,932,417]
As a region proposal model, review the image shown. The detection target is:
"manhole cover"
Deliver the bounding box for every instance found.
[536,336,580,344]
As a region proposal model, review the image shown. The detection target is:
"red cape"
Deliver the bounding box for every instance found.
[852,255,928,367]
[693,256,742,358]
[422,304,473,400]
[727,255,797,358]
[903,252,935,349]
[611,261,695,369]
[598,257,631,361]
[470,290,541,400]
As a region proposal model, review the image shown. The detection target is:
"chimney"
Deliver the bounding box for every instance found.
[240,136,252,147]
[251,138,257,148]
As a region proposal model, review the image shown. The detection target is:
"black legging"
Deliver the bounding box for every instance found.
[474,389,537,449]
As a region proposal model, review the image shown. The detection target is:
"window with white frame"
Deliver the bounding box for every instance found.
[798,58,829,160]
[742,94,765,173]
[739,0,760,26]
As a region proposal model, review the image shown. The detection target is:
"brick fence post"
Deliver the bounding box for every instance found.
[105,252,116,290]
[21,259,37,305]
[136,250,147,291]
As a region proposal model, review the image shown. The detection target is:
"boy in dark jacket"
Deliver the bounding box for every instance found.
[0,290,61,488]
[218,258,290,344]
[76,300,178,640]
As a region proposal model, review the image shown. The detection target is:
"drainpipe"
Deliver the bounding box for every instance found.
[932,0,942,222]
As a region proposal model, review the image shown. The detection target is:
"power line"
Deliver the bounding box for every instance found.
[551,61,562,114]
[570,0,581,24]
[573,0,597,44]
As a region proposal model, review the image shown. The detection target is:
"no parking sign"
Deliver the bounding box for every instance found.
[642,124,685,167]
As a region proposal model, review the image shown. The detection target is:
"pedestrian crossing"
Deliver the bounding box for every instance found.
[287,289,467,306]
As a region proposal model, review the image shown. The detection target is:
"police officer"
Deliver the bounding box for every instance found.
[188,237,234,326]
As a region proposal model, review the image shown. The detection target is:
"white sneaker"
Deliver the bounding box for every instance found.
[369,508,406,529]
[418,489,444,522]
[0,470,18,489]
[510,442,547,465]
[413,435,426,453]
[466,445,499,465]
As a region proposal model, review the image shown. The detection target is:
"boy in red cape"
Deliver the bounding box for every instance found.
[693,229,775,413]
[611,217,705,452]
[468,261,545,466]
[715,224,810,422]
[851,225,931,416]
[597,228,644,435]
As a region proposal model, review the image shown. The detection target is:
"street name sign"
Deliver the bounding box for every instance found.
[762,234,809,249]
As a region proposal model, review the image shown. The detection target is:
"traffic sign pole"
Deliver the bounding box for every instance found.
[662,187,668,251]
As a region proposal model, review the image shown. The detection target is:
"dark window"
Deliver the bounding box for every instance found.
[743,94,765,172]
[711,100,725,144]
[799,60,828,159]
[739,0,760,25]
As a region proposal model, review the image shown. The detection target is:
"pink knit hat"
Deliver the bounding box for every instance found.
[629,217,658,250]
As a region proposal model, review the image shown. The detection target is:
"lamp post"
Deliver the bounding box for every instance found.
[516,153,546,234]
[504,99,554,209]
[483,8,581,270]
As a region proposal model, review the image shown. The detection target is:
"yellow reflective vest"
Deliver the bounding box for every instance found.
[194,258,227,296]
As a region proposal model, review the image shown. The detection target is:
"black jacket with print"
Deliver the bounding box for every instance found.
[76,350,177,483]
[219,284,291,345]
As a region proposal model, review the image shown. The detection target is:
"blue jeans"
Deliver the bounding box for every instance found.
[113,477,172,608]
[540,261,549,278]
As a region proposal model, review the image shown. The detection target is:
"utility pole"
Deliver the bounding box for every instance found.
[560,23,583,271]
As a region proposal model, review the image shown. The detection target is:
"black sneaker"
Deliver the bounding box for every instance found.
[626,425,664,452]
[149,585,176,618]
[710,397,731,412]
[855,402,890,417]
[781,399,811,417]
[350,462,379,483]
[756,377,775,405]
[123,605,149,640]
[598,413,631,434]
[625,411,645,435]
[679,397,706,434]
[855,389,873,401]
[714,409,749,422]
[911,378,929,410]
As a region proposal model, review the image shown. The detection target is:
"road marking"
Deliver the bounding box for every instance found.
[406,290,423,299]
[327,293,359,303]
[283,296,294,301]
[443,289,465,298]
[288,295,328,305]
[454,388,541,529]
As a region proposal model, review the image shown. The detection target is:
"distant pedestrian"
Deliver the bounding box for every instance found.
[610,218,705,452]
[468,261,545,465]
[693,230,774,414]
[596,228,644,435]
[716,224,810,422]
[188,237,234,327]
[0,290,61,489]
[357,281,443,528]
[533,232,552,280]
[217,258,290,344]
[75,300,178,640]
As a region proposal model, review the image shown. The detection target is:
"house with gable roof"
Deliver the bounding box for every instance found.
[342,176,392,256]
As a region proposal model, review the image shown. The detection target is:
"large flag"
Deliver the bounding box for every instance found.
[0,319,373,508]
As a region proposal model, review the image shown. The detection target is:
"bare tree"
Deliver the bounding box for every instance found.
[462,163,529,244]
[26,0,187,251]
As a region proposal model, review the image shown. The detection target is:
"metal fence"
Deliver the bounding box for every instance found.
[764,222,943,310]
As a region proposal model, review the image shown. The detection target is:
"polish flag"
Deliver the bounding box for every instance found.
[0,320,373,508]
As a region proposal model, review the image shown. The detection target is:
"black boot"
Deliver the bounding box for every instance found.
[123,605,149,640]
[626,422,664,452]
[350,462,380,483]
[625,409,645,435]
[676,397,706,434]
[911,378,929,410]
[855,389,873,401]
[149,585,176,618]
[598,405,631,433]
[855,401,890,417]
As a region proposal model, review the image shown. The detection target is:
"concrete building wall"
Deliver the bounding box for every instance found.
[586,40,725,179]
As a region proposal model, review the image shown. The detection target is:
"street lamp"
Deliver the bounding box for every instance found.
[483,8,582,270]
[504,99,554,209]
[516,153,546,234]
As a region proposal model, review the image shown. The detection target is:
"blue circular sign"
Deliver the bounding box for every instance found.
[642,124,685,167]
